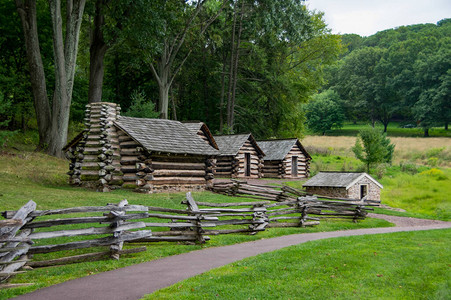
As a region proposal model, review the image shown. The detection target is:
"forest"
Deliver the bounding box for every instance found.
[0,0,449,158]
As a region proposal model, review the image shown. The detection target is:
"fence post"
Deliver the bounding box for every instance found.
[185,192,205,244]
[0,200,36,283]
[109,199,128,260]
[249,204,268,235]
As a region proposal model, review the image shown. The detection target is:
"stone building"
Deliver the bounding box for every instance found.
[303,172,383,201]
[257,138,311,178]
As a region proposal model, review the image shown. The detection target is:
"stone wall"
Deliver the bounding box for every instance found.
[347,177,381,201]
[305,186,348,198]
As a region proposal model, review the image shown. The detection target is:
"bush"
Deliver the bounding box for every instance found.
[123,90,159,119]
[419,168,448,180]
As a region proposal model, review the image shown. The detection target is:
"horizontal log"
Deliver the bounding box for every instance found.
[0,283,34,289]
[151,177,206,185]
[194,201,270,207]
[0,219,22,228]
[146,213,218,221]
[23,213,149,229]
[29,230,153,254]
[28,222,146,240]
[152,161,205,170]
[153,170,205,177]
[6,205,148,218]
[26,247,146,268]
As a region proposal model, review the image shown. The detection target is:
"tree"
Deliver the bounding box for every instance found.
[305,90,344,135]
[16,0,86,157]
[352,127,395,172]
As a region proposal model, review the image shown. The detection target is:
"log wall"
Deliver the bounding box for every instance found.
[214,140,263,178]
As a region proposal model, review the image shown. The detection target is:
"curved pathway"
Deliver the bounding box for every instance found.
[15,216,451,300]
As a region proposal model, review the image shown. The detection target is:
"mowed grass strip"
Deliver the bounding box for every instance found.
[146,229,451,300]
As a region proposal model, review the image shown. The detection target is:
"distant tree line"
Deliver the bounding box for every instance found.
[314,19,451,136]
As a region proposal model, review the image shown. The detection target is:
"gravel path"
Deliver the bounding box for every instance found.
[15,215,450,300]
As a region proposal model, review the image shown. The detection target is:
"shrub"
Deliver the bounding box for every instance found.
[123,90,159,119]
[400,162,420,174]
[419,168,448,180]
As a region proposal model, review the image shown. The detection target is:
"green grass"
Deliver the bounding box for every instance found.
[378,168,451,221]
[308,122,451,137]
[0,148,392,299]
[146,228,451,300]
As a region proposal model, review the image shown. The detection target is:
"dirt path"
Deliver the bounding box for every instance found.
[15,216,451,300]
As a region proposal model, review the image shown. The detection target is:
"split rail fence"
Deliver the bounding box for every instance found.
[1,187,372,286]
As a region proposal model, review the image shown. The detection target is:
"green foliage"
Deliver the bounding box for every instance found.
[123,90,159,119]
[352,127,395,172]
[380,167,451,220]
[147,229,451,299]
[0,92,18,148]
[305,90,345,135]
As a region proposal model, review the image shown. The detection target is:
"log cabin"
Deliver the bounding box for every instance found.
[63,102,219,192]
[303,172,383,201]
[213,134,265,178]
[257,138,311,178]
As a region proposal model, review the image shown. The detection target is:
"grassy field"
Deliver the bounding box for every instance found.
[147,229,451,300]
[1,133,450,298]
[307,122,451,138]
[0,148,391,299]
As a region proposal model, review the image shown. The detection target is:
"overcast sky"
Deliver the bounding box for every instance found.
[306,0,451,36]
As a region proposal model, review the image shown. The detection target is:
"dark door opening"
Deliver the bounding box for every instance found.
[291,156,298,177]
[360,185,368,199]
[245,153,251,177]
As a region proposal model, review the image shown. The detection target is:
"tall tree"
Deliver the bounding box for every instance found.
[16,0,86,157]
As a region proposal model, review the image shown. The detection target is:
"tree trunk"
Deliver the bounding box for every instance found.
[219,48,227,134]
[88,0,108,103]
[15,0,51,150]
[226,4,237,130]
[48,0,86,158]
[445,122,448,130]
[424,128,429,137]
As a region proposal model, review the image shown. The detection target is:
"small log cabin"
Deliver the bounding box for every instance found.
[63,102,219,193]
[213,134,265,178]
[257,138,311,178]
[303,172,383,201]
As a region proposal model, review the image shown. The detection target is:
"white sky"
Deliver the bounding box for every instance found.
[306,0,451,36]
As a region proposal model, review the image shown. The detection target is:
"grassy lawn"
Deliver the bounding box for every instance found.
[1,133,450,298]
[146,228,451,300]
[0,148,391,299]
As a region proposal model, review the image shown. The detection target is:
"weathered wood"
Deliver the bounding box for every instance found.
[0,283,34,289]
[3,204,148,219]
[29,230,153,254]
[0,200,35,240]
[151,177,206,185]
[26,247,147,268]
[151,161,205,170]
[0,219,23,228]
[153,170,205,177]
[28,222,146,240]
[23,213,149,229]
[194,201,270,207]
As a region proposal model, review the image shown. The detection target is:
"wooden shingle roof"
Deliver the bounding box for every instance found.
[213,133,265,156]
[257,138,311,161]
[303,172,383,189]
[114,116,219,156]
[182,122,219,150]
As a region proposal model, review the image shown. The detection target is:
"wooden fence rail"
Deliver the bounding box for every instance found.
[0,187,372,285]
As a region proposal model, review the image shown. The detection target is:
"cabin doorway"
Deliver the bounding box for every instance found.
[360,185,368,199]
[291,156,298,177]
[245,153,251,177]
